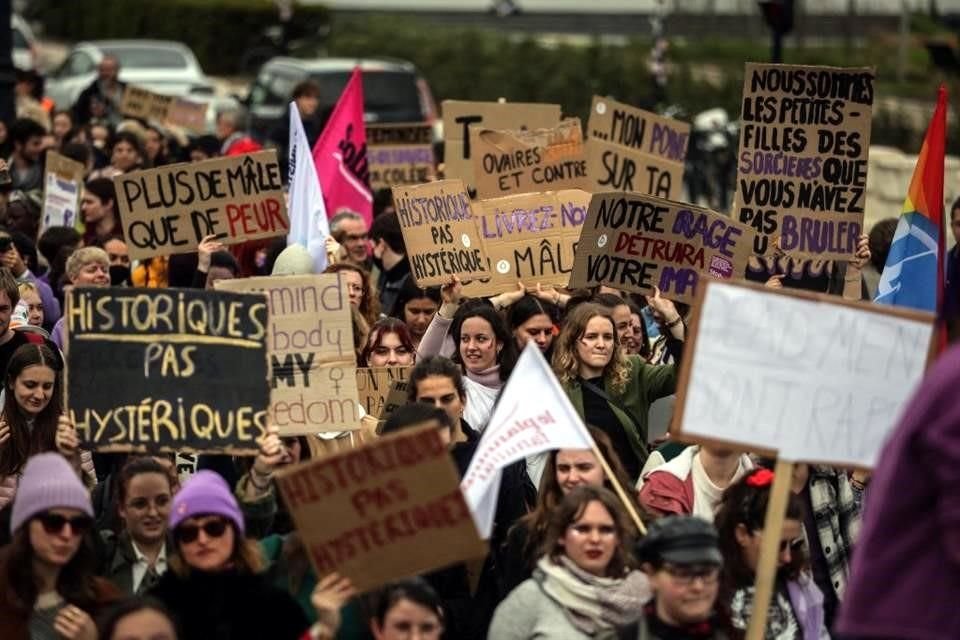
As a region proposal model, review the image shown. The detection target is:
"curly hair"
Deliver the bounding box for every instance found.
[551,303,629,393]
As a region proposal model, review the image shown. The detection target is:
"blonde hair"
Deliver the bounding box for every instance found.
[65,247,109,282]
[551,303,630,393]
[17,282,39,297]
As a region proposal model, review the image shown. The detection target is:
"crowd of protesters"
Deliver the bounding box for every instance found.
[0,48,951,640]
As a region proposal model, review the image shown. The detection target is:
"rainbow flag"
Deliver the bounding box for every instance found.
[875,86,948,319]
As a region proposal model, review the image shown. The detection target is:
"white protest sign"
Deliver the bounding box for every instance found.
[673,280,934,467]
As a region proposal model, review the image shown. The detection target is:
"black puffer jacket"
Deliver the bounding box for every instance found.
[150,568,308,640]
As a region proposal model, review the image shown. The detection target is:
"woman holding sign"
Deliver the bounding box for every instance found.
[0,343,93,511]
[489,486,648,639]
[416,277,520,430]
[552,301,680,481]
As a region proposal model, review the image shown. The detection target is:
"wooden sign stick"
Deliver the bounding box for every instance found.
[590,439,647,536]
[745,458,795,640]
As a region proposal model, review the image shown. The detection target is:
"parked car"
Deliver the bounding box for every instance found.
[12,14,38,72]
[245,57,439,144]
[45,40,215,113]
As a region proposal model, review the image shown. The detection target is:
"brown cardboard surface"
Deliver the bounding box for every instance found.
[585,96,689,200]
[472,118,587,199]
[367,124,435,190]
[734,63,875,260]
[441,101,561,197]
[568,192,755,304]
[463,189,590,297]
[115,150,288,260]
[356,367,411,419]
[391,179,489,287]
[216,274,361,435]
[121,85,208,133]
[276,424,488,593]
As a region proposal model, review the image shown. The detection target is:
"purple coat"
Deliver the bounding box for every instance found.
[837,345,960,639]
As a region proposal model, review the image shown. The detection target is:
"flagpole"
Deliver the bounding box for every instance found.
[588,440,647,536]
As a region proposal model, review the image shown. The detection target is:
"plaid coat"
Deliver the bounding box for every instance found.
[807,465,861,600]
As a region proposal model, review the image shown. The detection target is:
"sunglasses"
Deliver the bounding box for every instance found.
[175,518,229,544]
[780,537,805,553]
[36,512,92,536]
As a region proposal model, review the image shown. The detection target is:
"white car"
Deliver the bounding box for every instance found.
[12,14,38,72]
[45,40,215,114]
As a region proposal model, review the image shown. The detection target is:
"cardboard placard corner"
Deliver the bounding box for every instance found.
[391,179,489,287]
[276,424,487,592]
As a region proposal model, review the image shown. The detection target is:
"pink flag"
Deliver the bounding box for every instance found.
[311,67,373,225]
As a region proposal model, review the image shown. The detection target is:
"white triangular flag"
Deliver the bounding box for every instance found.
[286,102,330,272]
[461,344,595,538]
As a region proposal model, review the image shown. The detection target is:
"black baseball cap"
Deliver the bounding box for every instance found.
[635,515,723,567]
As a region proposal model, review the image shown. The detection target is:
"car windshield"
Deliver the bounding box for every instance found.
[311,70,422,120]
[100,46,189,69]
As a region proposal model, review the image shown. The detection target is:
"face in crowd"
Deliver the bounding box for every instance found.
[514,311,554,354]
[555,449,604,495]
[414,375,464,430]
[560,499,620,577]
[119,465,173,550]
[11,358,56,416]
[576,315,616,376]
[366,330,415,367]
[175,514,235,572]
[337,217,369,264]
[403,296,438,342]
[459,316,501,373]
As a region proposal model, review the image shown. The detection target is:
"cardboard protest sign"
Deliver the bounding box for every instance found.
[673,279,933,468]
[735,63,875,259]
[42,151,85,230]
[277,424,487,592]
[115,150,289,260]
[585,96,689,200]
[366,123,435,190]
[472,118,587,199]
[356,367,411,419]
[65,288,269,454]
[391,179,489,287]
[121,85,208,133]
[463,189,590,297]
[441,100,561,197]
[569,192,755,304]
[217,274,360,435]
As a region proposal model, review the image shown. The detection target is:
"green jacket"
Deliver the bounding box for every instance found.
[562,355,677,466]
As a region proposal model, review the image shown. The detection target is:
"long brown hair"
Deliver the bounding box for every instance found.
[511,428,637,569]
[2,525,99,614]
[540,485,634,578]
[714,469,807,613]
[551,303,629,393]
[324,262,380,326]
[0,343,64,476]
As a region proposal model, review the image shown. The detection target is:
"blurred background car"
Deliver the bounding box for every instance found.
[11,13,38,72]
[44,39,215,112]
[244,56,439,144]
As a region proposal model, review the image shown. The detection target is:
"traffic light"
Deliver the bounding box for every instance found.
[759,0,794,35]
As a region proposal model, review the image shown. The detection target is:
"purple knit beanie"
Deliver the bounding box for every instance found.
[10,452,93,534]
[169,470,245,537]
